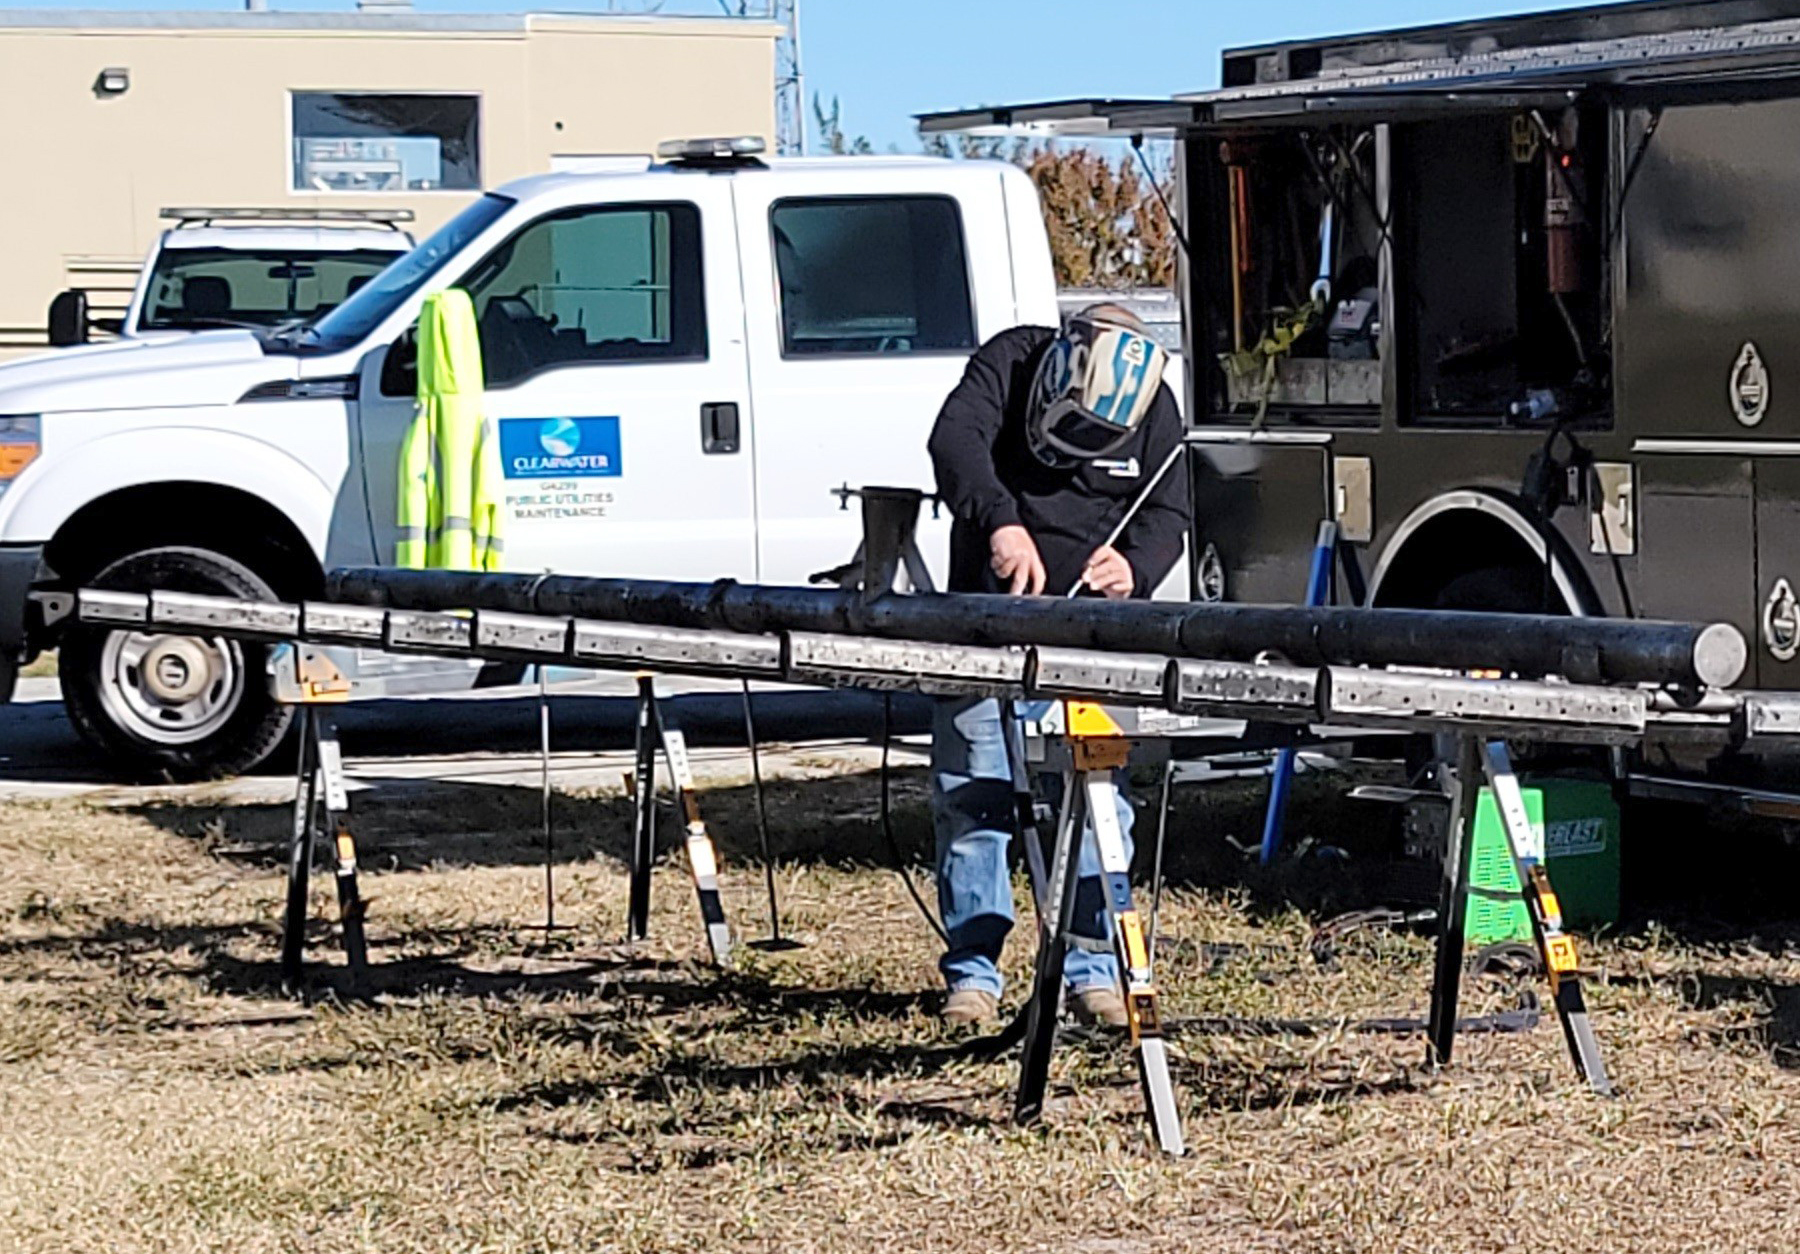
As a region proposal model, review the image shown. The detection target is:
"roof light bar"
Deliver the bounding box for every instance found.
[655,136,768,165]
[160,207,416,227]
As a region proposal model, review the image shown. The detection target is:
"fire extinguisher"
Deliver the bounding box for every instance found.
[1544,108,1588,294]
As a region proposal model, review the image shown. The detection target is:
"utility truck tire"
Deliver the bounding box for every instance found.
[61,546,292,782]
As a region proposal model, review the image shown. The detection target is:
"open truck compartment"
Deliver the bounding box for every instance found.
[1191,122,1385,420]
[1400,108,1608,426]
[1189,98,1614,431]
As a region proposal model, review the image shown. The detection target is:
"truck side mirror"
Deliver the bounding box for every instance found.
[379,326,418,398]
[47,289,89,347]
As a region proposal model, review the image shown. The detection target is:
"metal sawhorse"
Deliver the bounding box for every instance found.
[1014,701,1185,1155]
[1428,736,1612,1094]
[277,647,369,997]
[626,672,734,965]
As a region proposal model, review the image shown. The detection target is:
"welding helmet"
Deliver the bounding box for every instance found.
[1025,307,1169,468]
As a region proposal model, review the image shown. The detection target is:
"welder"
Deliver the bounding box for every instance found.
[926,304,1190,1026]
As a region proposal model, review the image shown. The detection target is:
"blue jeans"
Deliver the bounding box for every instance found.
[930,695,1134,997]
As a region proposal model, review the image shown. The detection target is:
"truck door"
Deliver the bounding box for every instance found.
[354,182,755,580]
[728,171,1018,585]
[1617,97,1800,687]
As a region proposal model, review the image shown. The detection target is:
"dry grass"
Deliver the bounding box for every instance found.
[2,764,1800,1252]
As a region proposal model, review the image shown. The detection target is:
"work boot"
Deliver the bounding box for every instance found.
[1070,985,1130,1029]
[941,988,999,1027]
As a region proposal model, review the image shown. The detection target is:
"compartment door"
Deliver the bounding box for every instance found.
[1187,436,1330,605]
[1754,457,1800,690]
[1634,452,1758,682]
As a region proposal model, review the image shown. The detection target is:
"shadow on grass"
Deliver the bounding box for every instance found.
[117,733,1800,969]
[125,768,941,878]
[1681,971,1800,1068]
[123,754,1411,903]
[0,912,681,1004]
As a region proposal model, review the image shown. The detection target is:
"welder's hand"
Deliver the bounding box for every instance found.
[990,525,1046,596]
[1081,546,1134,600]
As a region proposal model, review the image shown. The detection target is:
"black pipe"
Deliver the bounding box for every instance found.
[1172,604,1746,689]
[328,570,1196,653]
[325,568,1747,689]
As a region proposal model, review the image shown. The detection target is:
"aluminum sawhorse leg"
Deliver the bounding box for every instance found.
[626,674,733,965]
[1014,719,1184,1156]
[1427,736,1613,1095]
[280,702,369,997]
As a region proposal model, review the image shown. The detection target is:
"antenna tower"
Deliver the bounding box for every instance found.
[721,0,804,155]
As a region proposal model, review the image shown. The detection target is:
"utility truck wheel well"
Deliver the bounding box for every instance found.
[1370,510,1576,614]
[43,483,321,602]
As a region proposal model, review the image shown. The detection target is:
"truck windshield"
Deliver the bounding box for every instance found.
[139,247,400,332]
[279,193,514,354]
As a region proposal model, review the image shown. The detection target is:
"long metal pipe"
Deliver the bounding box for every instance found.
[324,568,1747,689]
[38,586,1707,745]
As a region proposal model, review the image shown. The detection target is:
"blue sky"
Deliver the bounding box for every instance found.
[20,0,1605,151]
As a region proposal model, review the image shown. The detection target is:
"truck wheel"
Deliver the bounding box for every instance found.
[60,546,292,781]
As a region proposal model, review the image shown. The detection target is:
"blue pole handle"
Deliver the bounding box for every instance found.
[1259,521,1338,865]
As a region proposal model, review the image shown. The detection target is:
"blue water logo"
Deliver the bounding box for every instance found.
[500,416,621,478]
[538,417,581,458]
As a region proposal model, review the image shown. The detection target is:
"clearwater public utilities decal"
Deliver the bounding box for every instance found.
[499,416,622,479]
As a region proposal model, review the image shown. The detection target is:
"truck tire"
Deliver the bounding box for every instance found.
[60,546,293,781]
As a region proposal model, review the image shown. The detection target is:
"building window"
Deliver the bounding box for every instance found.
[457,202,707,387]
[770,196,975,356]
[292,92,480,193]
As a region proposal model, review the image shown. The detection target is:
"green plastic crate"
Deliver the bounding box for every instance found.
[1464,778,1621,944]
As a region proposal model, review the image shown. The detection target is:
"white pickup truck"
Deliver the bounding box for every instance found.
[0,139,1059,778]
[48,207,416,346]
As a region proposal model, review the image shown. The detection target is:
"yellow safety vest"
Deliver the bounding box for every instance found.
[396,289,505,571]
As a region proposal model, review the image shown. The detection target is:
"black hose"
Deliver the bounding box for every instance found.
[739,680,784,943]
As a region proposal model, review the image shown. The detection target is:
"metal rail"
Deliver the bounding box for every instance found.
[33,585,1793,749]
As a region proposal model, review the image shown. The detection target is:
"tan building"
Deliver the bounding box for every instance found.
[0,6,779,351]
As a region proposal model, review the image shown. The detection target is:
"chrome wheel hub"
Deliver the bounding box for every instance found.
[97,630,244,745]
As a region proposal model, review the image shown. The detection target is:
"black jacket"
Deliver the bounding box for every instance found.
[928,325,1190,598]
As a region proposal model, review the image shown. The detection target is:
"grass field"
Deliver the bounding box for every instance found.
[3,762,1799,1252]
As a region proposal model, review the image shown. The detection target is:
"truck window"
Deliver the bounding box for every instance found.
[1196,125,1385,422]
[456,202,707,387]
[139,248,398,331]
[769,196,975,356]
[1401,109,1610,427]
